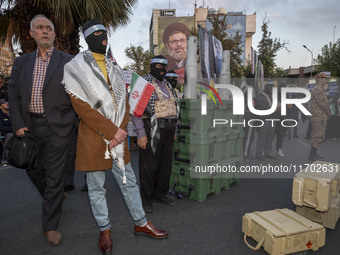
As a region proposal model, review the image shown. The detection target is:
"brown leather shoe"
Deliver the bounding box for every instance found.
[43,230,62,246]
[99,229,113,254]
[134,221,168,239]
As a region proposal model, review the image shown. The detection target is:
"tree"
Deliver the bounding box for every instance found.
[257,14,289,78]
[207,13,244,78]
[0,0,137,55]
[124,44,153,76]
[0,43,17,76]
[272,66,288,78]
[315,39,340,77]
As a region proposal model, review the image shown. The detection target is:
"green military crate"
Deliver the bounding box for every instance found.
[221,130,244,160]
[171,99,243,202]
[219,177,231,191]
[170,161,224,202]
[178,99,244,136]
[170,157,242,202]
[216,100,244,133]
[232,157,243,184]
[173,130,227,165]
[178,99,218,134]
[219,157,243,185]
[216,130,244,162]
[214,100,232,135]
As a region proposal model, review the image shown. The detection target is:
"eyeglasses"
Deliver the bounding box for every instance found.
[168,39,186,45]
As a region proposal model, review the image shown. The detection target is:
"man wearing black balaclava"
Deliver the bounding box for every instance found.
[63,19,168,255]
[254,82,277,161]
[165,70,182,98]
[131,55,178,214]
[165,70,178,89]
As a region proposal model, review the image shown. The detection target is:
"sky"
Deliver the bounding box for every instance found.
[84,0,340,71]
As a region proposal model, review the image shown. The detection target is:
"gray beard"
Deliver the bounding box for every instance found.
[169,47,187,62]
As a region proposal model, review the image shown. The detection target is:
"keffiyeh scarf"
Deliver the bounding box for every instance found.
[142,74,178,154]
[63,50,127,183]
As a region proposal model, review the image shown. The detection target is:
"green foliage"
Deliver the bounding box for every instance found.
[241,59,253,77]
[124,45,153,76]
[272,67,288,78]
[207,13,244,78]
[0,0,137,54]
[315,39,340,77]
[208,14,228,40]
[257,15,289,78]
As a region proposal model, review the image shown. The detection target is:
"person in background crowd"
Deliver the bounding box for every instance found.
[255,82,277,161]
[0,99,13,165]
[132,55,178,213]
[287,93,301,140]
[273,82,287,157]
[63,19,168,255]
[0,75,4,87]
[325,95,340,141]
[165,70,178,89]
[308,72,332,161]
[241,73,256,160]
[0,74,8,100]
[8,14,75,246]
[337,98,340,139]
[165,70,182,98]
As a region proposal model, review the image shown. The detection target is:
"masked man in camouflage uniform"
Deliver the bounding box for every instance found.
[309,73,332,161]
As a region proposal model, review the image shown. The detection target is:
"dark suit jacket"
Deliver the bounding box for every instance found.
[8,48,75,137]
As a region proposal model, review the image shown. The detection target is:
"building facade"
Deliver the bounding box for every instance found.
[149,5,256,64]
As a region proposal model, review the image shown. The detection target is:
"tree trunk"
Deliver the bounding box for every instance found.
[14,2,39,54]
[53,18,80,55]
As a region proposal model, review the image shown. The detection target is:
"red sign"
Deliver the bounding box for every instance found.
[306,241,313,249]
[132,91,139,99]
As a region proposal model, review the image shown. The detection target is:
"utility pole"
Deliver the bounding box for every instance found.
[184,36,198,99]
[303,45,313,78]
[333,25,336,44]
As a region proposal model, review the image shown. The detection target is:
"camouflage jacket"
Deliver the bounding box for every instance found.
[310,86,331,121]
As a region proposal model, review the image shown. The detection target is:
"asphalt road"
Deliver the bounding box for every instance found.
[0,120,339,255]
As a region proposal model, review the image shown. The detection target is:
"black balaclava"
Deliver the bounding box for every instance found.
[150,55,168,81]
[165,70,178,89]
[82,19,107,54]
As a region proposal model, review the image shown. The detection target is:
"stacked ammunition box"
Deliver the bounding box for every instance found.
[170,99,243,202]
[292,161,340,229]
[242,209,326,254]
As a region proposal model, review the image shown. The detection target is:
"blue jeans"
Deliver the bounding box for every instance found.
[86,163,147,231]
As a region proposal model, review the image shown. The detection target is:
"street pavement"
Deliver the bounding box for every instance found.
[0,120,339,255]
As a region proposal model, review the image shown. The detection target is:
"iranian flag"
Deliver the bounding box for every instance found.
[129,72,155,117]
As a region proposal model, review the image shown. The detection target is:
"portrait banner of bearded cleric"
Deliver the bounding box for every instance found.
[161,22,191,86]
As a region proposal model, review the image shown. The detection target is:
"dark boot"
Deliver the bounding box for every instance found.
[308,147,324,161]
[308,147,316,161]
[315,148,324,161]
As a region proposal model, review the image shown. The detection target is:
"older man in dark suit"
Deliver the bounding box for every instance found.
[8,14,75,246]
